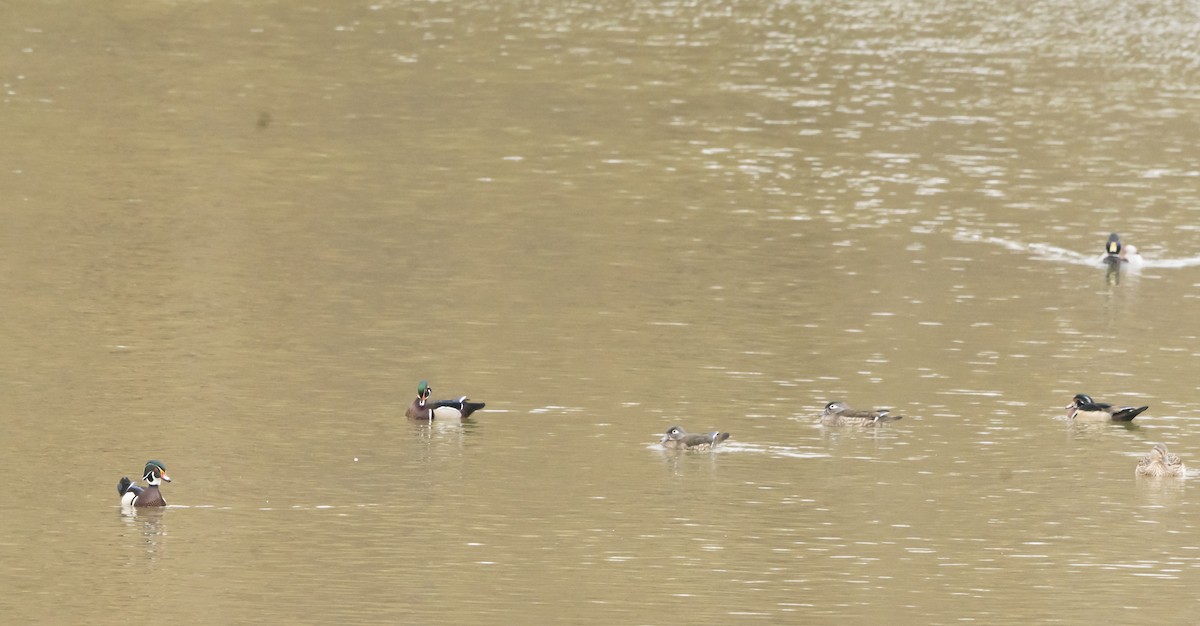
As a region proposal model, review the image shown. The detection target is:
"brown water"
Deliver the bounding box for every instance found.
[4,1,1200,624]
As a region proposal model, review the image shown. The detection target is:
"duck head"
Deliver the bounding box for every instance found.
[1105,233,1122,257]
[822,401,848,415]
[660,425,685,445]
[1065,393,1093,410]
[417,380,432,406]
[143,460,170,485]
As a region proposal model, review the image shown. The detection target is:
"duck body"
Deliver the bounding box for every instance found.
[820,401,903,426]
[1136,444,1186,478]
[117,460,170,507]
[1100,233,1143,266]
[405,380,485,420]
[660,425,730,451]
[1065,393,1148,422]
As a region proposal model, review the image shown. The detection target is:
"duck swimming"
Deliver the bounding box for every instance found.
[820,401,903,427]
[1101,233,1143,266]
[1136,443,1185,478]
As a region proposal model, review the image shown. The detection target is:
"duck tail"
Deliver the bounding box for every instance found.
[1114,406,1149,421]
[461,401,486,418]
[118,476,132,495]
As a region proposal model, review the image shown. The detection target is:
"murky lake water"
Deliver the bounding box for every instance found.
[4,1,1200,623]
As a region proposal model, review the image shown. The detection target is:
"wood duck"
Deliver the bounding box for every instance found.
[1136,443,1185,478]
[117,460,170,507]
[405,380,485,420]
[820,401,903,426]
[1064,393,1148,422]
[659,425,730,450]
[1101,233,1143,266]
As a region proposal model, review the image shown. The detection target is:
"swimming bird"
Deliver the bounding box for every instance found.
[117,460,171,507]
[405,380,485,420]
[659,425,730,450]
[1101,233,1143,266]
[820,401,903,426]
[1136,443,1185,478]
[1064,393,1148,422]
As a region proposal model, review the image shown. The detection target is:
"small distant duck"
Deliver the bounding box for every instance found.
[1101,233,1143,266]
[117,460,171,507]
[820,401,903,427]
[1064,393,1148,422]
[405,380,485,420]
[660,425,730,451]
[1136,443,1186,478]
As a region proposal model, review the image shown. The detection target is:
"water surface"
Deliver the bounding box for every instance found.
[4,1,1200,623]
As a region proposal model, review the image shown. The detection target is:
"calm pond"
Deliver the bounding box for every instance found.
[4,1,1200,624]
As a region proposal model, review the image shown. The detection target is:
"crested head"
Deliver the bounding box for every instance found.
[143,459,170,484]
[1072,394,1093,406]
[416,381,434,403]
[1106,233,1122,256]
[823,401,846,414]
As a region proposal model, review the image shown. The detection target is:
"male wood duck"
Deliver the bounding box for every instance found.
[820,401,903,426]
[117,460,170,507]
[405,380,485,420]
[1101,233,1143,266]
[1064,393,1148,422]
[1136,443,1186,478]
[659,425,730,450]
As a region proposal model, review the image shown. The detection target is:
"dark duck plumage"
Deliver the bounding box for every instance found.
[820,401,903,426]
[405,380,485,420]
[1101,233,1143,266]
[117,460,170,507]
[1064,393,1148,422]
[659,425,730,450]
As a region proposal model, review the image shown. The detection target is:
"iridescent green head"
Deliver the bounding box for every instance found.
[418,380,430,398]
[143,460,170,483]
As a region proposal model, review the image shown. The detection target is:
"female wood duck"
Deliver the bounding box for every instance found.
[405,380,485,420]
[1136,443,1186,478]
[117,460,170,507]
[820,401,903,426]
[659,425,730,450]
[1064,393,1148,422]
[1101,233,1143,266]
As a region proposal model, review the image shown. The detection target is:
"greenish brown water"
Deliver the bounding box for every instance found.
[4,1,1200,624]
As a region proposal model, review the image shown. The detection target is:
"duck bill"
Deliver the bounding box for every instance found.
[161,473,172,483]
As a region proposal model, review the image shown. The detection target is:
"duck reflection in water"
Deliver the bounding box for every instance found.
[119,503,169,560]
